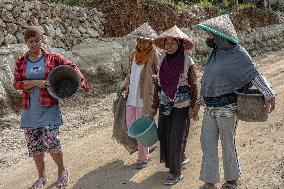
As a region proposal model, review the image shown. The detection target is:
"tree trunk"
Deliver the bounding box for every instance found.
[263,0,271,11]
[268,0,271,11]
[233,0,238,12]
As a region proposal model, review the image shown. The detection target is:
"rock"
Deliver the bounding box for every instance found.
[72,39,128,80]
[58,25,66,35]
[0,83,8,117]
[72,6,80,11]
[30,17,39,25]
[63,19,72,29]
[5,3,14,11]
[0,1,4,8]
[23,2,30,12]
[66,26,73,33]
[55,27,63,37]
[71,19,80,28]
[77,11,87,22]
[3,0,15,4]
[82,33,90,38]
[15,32,24,43]
[0,48,25,115]
[16,26,24,35]
[20,11,31,21]
[42,35,52,45]
[82,21,91,29]
[95,9,104,18]
[72,28,81,38]
[4,34,17,45]
[87,28,100,38]
[36,26,45,35]
[0,29,4,45]
[0,19,5,28]
[11,6,21,18]
[5,23,17,34]
[60,9,68,20]
[33,3,41,12]
[91,21,101,31]
[67,10,77,20]
[78,26,86,34]
[1,9,15,22]
[40,3,49,11]
[52,37,66,49]
[92,16,101,24]
[43,24,55,38]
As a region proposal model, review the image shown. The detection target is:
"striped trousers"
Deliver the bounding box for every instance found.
[199,112,241,183]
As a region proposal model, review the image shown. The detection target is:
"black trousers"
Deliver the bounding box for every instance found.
[158,106,189,176]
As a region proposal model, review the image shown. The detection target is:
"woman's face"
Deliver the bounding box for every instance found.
[137,38,152,51]
[164,38,179,54]
[26,36,42,53]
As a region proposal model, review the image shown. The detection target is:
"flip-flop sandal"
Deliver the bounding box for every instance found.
[135,162,147,169]
[181,158,189,167]
[56,170,69,188]
[163,175,184,185]
[221,183,237,189]
[31,177,47,189]
[149,146,157,154]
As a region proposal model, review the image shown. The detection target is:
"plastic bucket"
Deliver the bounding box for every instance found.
[128,116,158,147]
[47,65,80,100]
[236,89,269,122]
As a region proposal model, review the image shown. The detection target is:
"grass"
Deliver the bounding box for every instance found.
[196,0,214,9]
[238,3,255,10]
[49,0,91,6]
[175,1,191,10]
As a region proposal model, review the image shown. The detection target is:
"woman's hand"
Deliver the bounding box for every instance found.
[23,80,49,90]
[116,86,125,97]
[36,80,49,88]
[189,104,200,121]
[152,75,158,84]
[148,109,157,120]
[265,97,276,113]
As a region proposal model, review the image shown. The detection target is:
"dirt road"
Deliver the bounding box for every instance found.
[0,51,283,189]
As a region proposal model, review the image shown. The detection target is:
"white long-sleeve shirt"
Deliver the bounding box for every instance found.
[126,57,144,107]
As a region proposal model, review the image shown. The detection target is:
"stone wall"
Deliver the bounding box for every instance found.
[0,0,104,50]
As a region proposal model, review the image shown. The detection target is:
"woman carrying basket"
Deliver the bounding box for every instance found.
[191,15,276,189]
[13,26,89,189]
[150,25,198,185]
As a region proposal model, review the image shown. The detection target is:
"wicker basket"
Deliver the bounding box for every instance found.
[236,89,269,122]
[47,65,80,100]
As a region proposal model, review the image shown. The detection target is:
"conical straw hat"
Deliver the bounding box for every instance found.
[197,14,239,44]
[154,25,194,51]
[127,22,158,40]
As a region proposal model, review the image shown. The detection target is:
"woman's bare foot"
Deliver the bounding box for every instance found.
[202,183,217,189]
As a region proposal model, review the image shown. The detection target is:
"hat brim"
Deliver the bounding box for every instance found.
[197,23,239,45]
[154,36,195,51]
[126,34,156,40]
[127,36,155,41]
